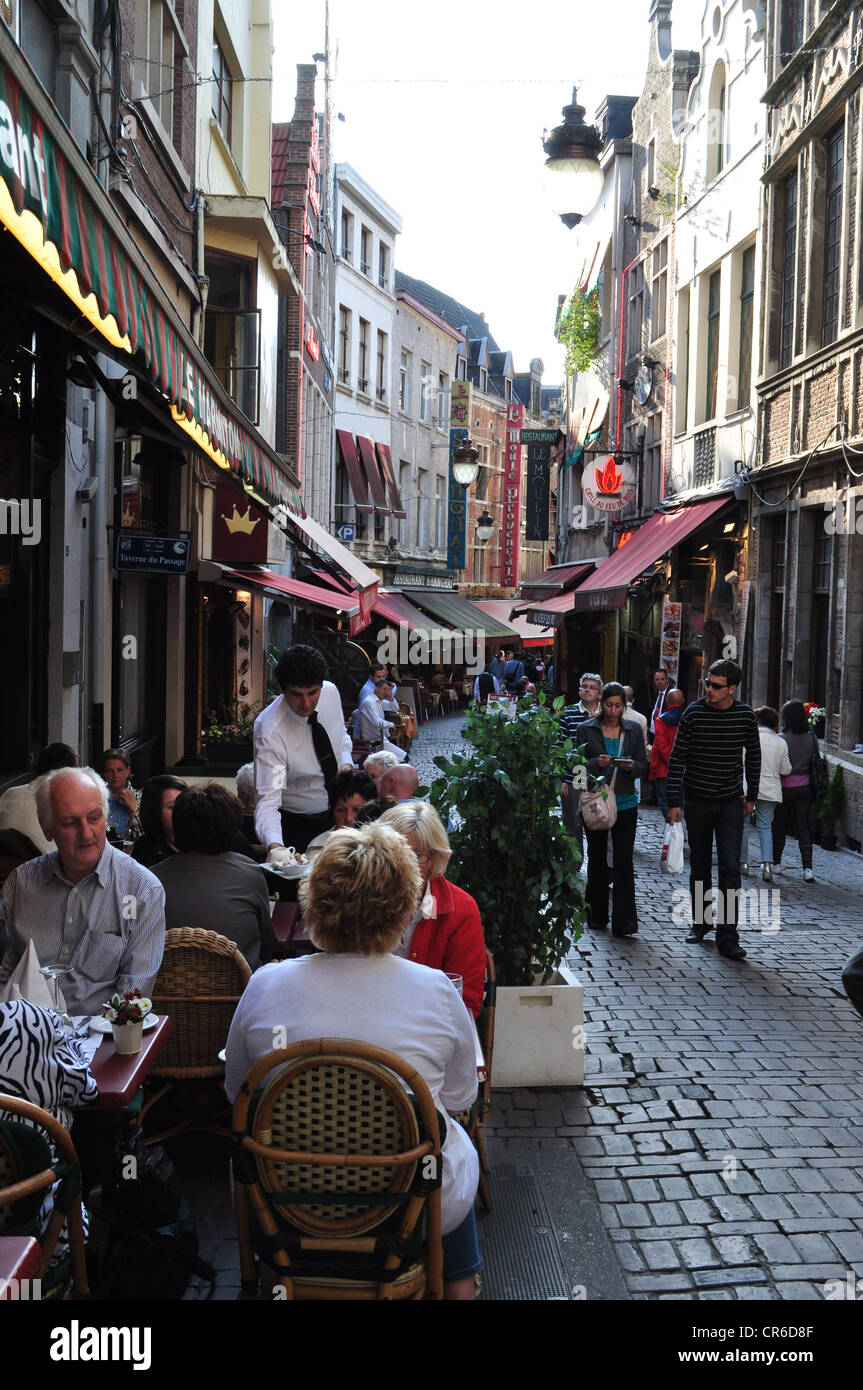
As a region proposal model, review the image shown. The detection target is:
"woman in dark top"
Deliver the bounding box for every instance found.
[773,700,816,882]
[577,681,649,937]
[132,775,187,868]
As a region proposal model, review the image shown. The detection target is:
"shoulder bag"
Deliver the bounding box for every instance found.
[809,731,829,797]
[579,733,622,831]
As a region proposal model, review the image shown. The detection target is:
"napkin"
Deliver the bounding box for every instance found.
[0,939,68,1011]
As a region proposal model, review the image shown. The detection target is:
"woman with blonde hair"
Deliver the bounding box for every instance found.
[362,749,400,789]
[379,802,486,1020]
[224,821,482,1298]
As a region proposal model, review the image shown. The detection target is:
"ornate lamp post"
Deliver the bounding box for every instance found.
[452,437,480,487]
[475,507,495,543]
[542,87,604,229]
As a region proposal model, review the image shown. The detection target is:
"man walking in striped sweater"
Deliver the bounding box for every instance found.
[667,659,761,960]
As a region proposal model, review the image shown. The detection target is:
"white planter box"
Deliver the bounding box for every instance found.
[493,962,584,1089]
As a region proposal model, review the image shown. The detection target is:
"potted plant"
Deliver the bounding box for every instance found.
[431,695,586,1087]
[104,988,152,1055]
[805,703,827,739]
[819,765,844,851]
[202,700,263,766]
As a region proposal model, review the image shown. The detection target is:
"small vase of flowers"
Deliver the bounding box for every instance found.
[805,703,826,739]
[104,988,152,1054]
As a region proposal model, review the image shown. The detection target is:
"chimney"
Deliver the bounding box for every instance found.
[649,0,673,62]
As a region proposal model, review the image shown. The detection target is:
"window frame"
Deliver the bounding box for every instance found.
[338,304,351,384]
[737,244,755,409]
[211,34,233,145]
[134,0,189,152]
[705,268,721,421]
[821,123,844,348]
[357,318,370,393]
[779,173,798,370]
[399,348,411,413]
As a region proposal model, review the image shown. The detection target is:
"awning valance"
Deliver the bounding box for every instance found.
[512,589,585,629]
[470,600,554,647]
[287,510,379,627]
[0,27,301,513]
[572,499,731,611]
[401,590,519,642]
[520,561,595,600]
[197,560,367,636]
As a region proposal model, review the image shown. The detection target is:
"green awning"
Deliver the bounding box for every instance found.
[565,426,603,469]
[400,590,519,642]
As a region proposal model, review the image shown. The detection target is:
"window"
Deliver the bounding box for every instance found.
[340,208,353,261]
[704,269,721,419]
[378,242,389,289]
[399,349,411,413]
[767,525,785,709]
[651,239,668,340]
[437,372,449,426]
[822,124,844,347]
[376,330,387,400]
[779,0,804,65]
[420,361,432,423]
[676,288,690,433]
[738,245,755,408]
[707,63,727,182]
[417,467,429,549]
[779,174,798,369]
[398,461,411,545]
[475,444,489,500]
[628,261,644,357]
[211,36,233,144]
[338,305,351,383]
[646,136,655,191]
[435,475,446,550]
[809,530,830,705]
[135,0,186,146]
[203,254,260,423]
[358,319,369,393]
[360,226,372,276]
[645,411,663,502]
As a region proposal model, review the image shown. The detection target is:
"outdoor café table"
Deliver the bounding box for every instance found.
[85,1015,172,1109]
[272,901,317,957]
[0,1237,40,1294]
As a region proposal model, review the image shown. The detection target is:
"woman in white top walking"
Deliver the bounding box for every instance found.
[742,707,791,882]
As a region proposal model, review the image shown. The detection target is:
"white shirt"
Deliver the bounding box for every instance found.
[625,704,649,744]
[751,727,792,803]
[352,678,377,737]
[650,687,669,734]
[358,695,406,762]
[225,953,479,1234]
[0,780,53,855]
[253,684,354,847]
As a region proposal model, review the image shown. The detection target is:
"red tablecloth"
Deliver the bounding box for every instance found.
[87,1015,172,1109]
[0,1237,40,1294]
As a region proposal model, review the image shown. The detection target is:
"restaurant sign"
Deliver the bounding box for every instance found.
[115,533,191,575]
[446,428,468,571]
[501,403,524,587]
[0,35,301,514]
[583,455,636,514]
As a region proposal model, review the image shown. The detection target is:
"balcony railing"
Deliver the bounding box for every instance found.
[693,426,716,488]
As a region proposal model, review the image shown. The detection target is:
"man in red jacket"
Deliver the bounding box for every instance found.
[648,688,685,821]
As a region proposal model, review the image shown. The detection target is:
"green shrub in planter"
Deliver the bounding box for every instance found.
[430,695,585,987]
[819,765,844,847]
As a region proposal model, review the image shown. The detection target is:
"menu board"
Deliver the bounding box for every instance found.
[659,600,682,686]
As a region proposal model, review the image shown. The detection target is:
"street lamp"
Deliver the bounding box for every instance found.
[542,87,603,229]
[475,508,495,543]
[452,438,480,487]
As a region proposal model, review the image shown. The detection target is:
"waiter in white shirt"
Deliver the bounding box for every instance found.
[253,646,355,853]
[650,667,671,735]
[358,679,407,763]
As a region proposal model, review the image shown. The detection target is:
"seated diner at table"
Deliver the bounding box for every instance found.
[100,748,142,843]
[151,783,276,970]
[305,770,377,855]
[361,750,400,789]
[224,821,482,1299]
[131,775,187,869]
[0,767,165,1017]
[0,742,79,857]
[379,802,486,1021]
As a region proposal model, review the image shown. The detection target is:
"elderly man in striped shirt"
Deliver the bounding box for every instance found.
[667,659,761,961]
[0,767,165,1015]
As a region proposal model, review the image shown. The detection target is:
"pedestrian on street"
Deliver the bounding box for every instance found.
[666,659,761,960]
[623,685,649,802]
[740,707,791,882]
[560,673,603,860]
[649,668,671,735]
[772,700,818,883]
[489,648,507,685]
[647,689,686,820]
[576,681,649,936]
[502,651,525,694]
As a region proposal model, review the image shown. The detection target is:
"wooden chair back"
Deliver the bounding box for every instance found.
[149,927,252,1079]
[231,1038,444,1300]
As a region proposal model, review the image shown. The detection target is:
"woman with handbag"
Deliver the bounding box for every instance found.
[773,700,819,882]
[576,681,649,936]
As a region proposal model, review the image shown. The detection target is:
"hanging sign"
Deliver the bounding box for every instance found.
[501,403,524,587]
[583,454,636,513]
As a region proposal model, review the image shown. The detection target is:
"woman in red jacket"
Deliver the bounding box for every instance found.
[379,802,486,1019]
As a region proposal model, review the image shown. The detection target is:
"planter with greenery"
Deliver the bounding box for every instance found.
[819,764,844,851]
[202,701,264,766]
[430,695,586,1086]
[558,287,602,376]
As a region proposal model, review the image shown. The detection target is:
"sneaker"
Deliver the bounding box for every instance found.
[685,927,706,943]
[762,864,773,882]
[804,868,815,883]
[718,944,747,960]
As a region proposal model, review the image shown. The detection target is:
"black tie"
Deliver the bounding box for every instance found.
[308,710,338,789]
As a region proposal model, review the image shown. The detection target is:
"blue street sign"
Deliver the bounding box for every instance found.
[337,524,355,542]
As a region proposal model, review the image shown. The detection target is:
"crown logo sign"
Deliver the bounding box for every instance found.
[221,505,260,536]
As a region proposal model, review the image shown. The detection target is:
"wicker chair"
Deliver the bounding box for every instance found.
[232,1039,444,1300]
[140,927,251,1144]
[458,949,496,1212]
[0,1094,88,1297]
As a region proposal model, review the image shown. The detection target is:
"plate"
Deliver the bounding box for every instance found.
[89,1013,159,1034]
[262,859,311,877]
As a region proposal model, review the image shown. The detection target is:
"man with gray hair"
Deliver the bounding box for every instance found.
[0,767,165,1016]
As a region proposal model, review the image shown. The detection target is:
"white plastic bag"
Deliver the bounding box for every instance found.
[660,821,685,875]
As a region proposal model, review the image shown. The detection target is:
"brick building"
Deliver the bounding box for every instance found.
[751,0,863,847]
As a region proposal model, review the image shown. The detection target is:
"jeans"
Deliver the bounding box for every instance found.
[741,799,777,864]
[652,778,669,820]
[585,806,638,933]
[773,786,813,869]
[686,797,745,950]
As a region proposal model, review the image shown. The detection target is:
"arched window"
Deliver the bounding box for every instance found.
[707,63,727,182]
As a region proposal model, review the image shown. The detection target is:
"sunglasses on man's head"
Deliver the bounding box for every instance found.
[706,679,728,690]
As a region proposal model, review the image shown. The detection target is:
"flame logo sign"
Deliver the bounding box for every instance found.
[595,457,623,494]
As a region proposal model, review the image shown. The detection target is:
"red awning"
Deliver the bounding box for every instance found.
[572,499,731,611]
[375,443,407,519]
[471,599,555,646]
[357,436,389,510]
[197,560,367,636]
[520,561,595,600]
[512,589,584,629]
[336,431,371,513]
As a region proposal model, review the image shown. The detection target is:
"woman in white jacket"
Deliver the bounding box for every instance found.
[742,707,791,881]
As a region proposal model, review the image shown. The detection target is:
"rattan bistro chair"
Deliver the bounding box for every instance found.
[140,927,251,1144]
[232,1039,444,1300]
[0,1095,88,1297]
[458,949,496,1212]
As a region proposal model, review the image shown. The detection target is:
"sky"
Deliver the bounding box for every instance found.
[272,1,703,385]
